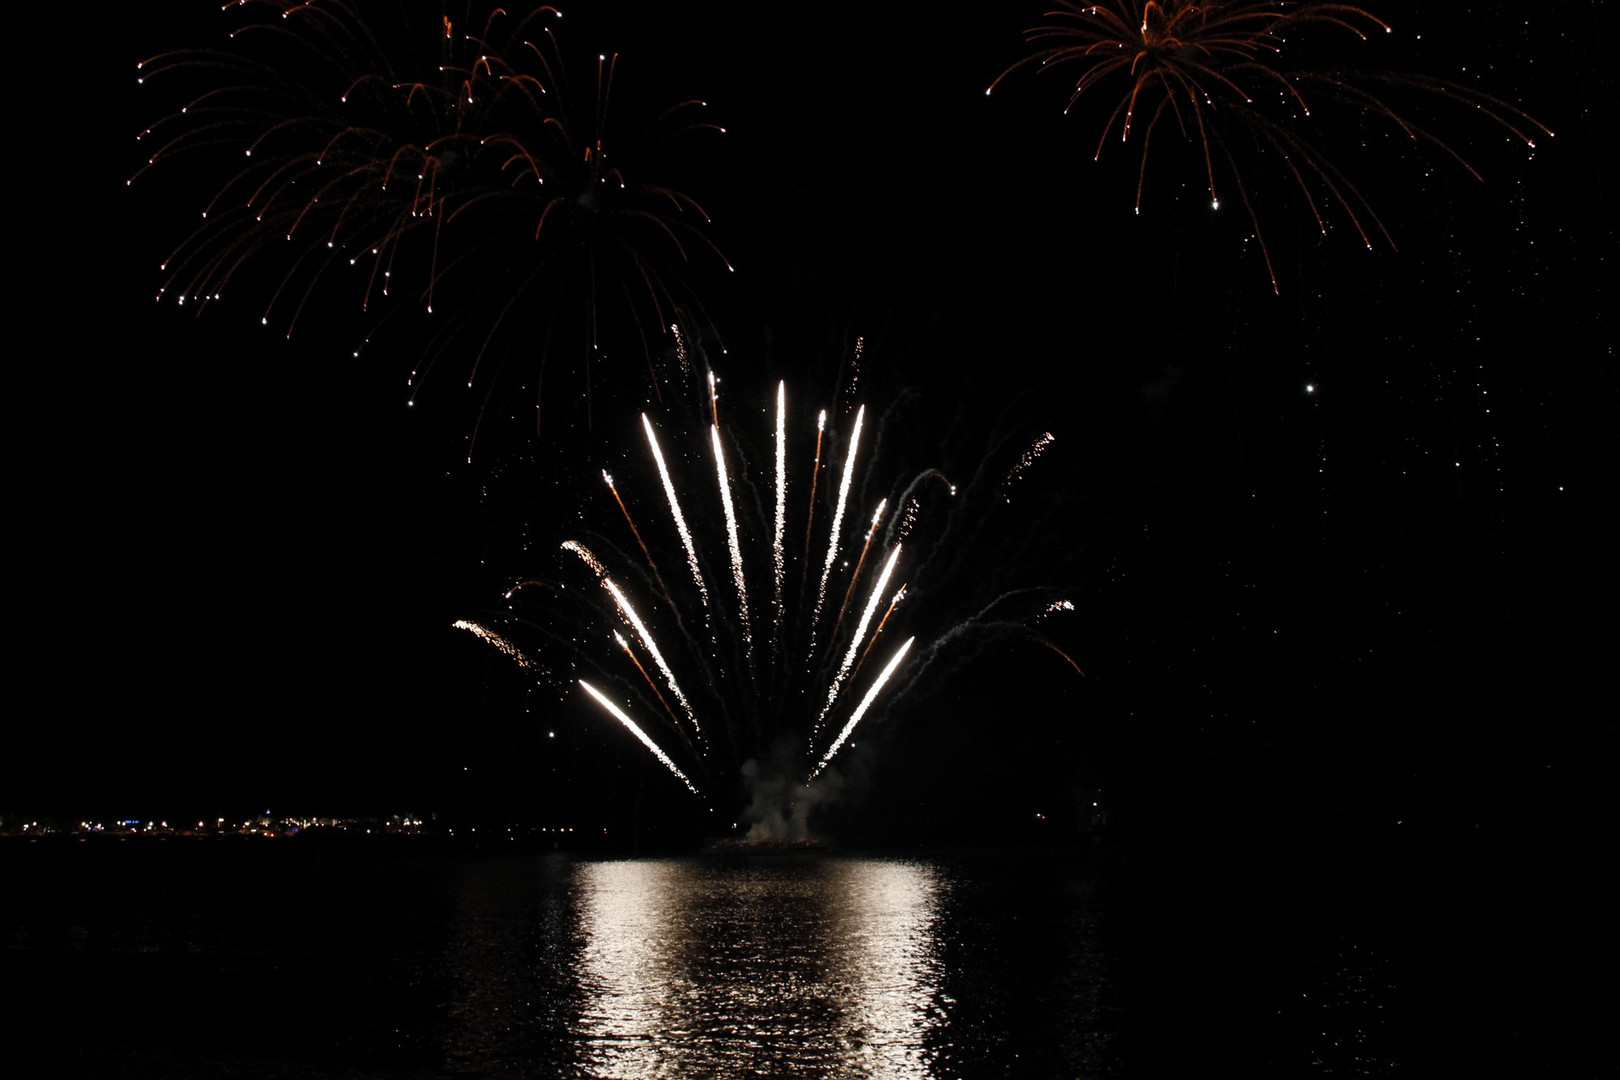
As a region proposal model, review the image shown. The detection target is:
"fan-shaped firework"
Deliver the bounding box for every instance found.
[132,0,729,440]
[987,0,1551,290]
[457,365,1081,825]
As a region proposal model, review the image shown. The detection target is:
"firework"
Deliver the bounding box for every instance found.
[988,1,1551,291]
[133,0,729,439]
[452,619,533,668]
[465,363,1081,817]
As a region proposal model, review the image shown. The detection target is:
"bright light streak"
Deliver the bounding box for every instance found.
[643,413,709,613]
[565,541,702,739]
[773,381,787,630]
[452,619,531,667]
[812,405,865,645]
[815,544,903,736]
[812,636,915,779]
[710,424,752,658]
[579,680,699,794]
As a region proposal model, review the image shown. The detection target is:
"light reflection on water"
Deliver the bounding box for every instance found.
[573,857,945,1077]
[431,853,1124,1078]
[6,845,1473,1078]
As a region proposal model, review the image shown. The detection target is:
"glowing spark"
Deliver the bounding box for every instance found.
[604,468,671,610]
[896,498,921,542]
[832,499,888,637]
[856,587,906,677]
[565,541,702,740]
[614,630,681,733]
[452,619,532,668]
[989,0,1552,293]
[774,381,787,637]
[1004,432,1054,501]
[812,405,865,647]
[1032,634,1087,679]
[579,680,699,794]
[815,543,903,737]
[812,636,915,779]
[671,322,690,379]
[800,409,827,594]
[710,424,752,658]
[561,539,605,577]
[643,413,710,614]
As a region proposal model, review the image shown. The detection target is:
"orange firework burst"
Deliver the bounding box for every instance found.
[134,0,729,441]
[988,0,1551,290]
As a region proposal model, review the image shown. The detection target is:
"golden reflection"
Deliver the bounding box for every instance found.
[574,857,945,1076]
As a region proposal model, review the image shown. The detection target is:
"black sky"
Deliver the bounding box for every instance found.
[5,1,1613,846]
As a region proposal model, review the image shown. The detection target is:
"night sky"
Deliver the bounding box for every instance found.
[5,1,1612,848]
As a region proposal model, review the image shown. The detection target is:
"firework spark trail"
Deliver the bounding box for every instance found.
[773,381,787,646]
[1003,432,1054,502]
[601,578,705,744]
[643,413,710,616]
[470,374,1073,811]
[453,619,534,668]
[855,586,906,677]
[604,469,673,608]
[579,679,700,795]
[559,540,606,577]
[832,499,887,639]
[671,322,691,380]
[799,409,826,596]
[888,470,955,545]
[812,636,915,779]
[814,543,904,739]
[1030,632,1087,678]
[986,0,1553,293]
[843,336,864,411]
[710,424,752,661]
[564,540,704,743]
[614,630,684,738]
[811,404,865,653]
[134,2,728,442]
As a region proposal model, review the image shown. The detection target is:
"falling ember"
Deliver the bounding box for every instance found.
[560,539,606,578]
[812,637,916,780]
[579,680,699,795]
[845,336,863,407]
[133,1,728,437]
[989,0,1552,293]
[1031,634,1087,679]
[453,619,533,668]
[1004,432,1054,501]
[671,323,691,380]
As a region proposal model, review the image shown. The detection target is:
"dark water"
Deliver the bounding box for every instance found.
[2,839,1601,1078]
